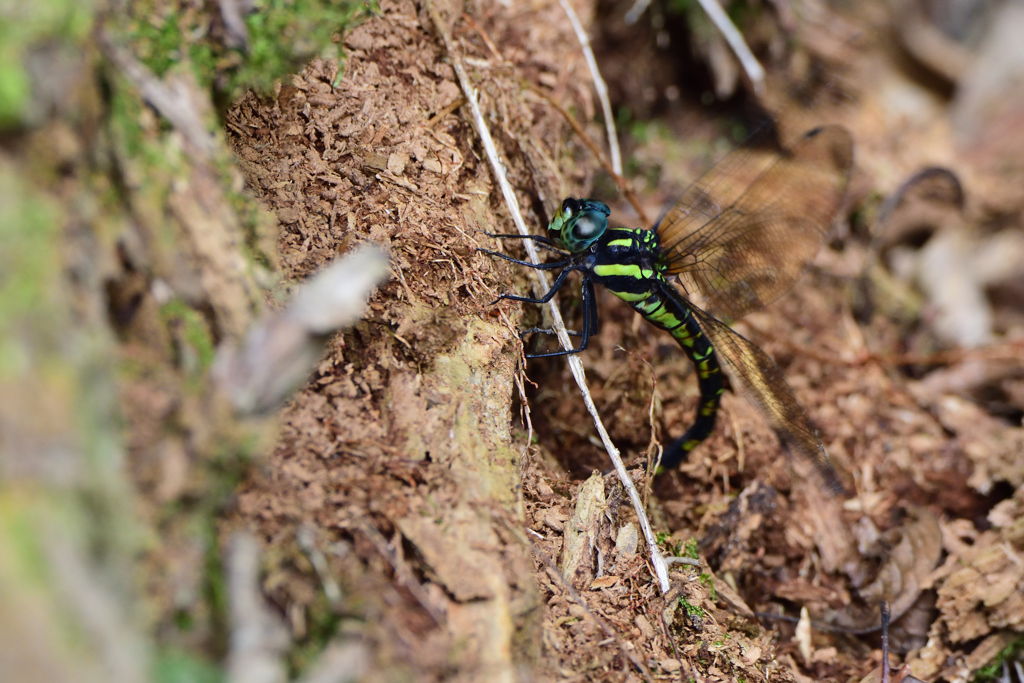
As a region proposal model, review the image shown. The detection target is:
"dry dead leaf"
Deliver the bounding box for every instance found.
[828,506,942,632]
[560,472,607,589]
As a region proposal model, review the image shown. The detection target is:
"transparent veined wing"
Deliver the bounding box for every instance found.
[656,125,853,320]
[689,305,838,487]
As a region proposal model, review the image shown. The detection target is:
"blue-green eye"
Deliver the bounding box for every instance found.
[549,198,609,252]
[573,215,602,240]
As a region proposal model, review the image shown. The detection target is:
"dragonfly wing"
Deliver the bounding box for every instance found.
[658,125,853,319]
[689,305,835,480]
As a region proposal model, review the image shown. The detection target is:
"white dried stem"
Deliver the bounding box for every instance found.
[693,0,766,94]
[213,245,389,415]
[558,0,622,175]
[427,2,670,594]
[624,0,651,26]
[623,0,766,95]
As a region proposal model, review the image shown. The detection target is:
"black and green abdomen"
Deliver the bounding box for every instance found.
[589,229,725,471]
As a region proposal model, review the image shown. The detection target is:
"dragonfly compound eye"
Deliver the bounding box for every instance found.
[573,215,603,239]
[571,200,610,241]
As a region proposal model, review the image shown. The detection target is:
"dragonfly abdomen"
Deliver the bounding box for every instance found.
[588,232,727,471]
[627,281,726,472]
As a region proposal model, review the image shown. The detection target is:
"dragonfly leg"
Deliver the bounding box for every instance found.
[478,249,572,270]
[586,277,599,337]
[483,233,568,253]
[484,232,557,244]
[522,327,583,337]
[493,263,574,306]
[522,277,597,358]
[520,281,596,338]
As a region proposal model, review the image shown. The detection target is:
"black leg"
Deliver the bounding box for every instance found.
[485,232,556,244]
[478,249,573,271]
[523,276,596,358]
[585,279,599,337]
[485,233,566,252]
[496,265,574,305]
[522,327,583,337]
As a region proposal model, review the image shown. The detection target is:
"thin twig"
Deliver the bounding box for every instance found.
[557,0,622,175]
[528,85,650,225]
[866,341,1024,367]
[665,556,701,567]
[98,29,217,158]
[658,607,692,679]
[623,0,766,95]
[730,410,746,474]
[624,0,652,25]
[464,4,642,222]
[428,2,670,594]
[693,0,766,95]
[426,95,467,129]
[460,12,504,63]
[356,522,444,625]
[880,601,891,683]
[297,526,342,606]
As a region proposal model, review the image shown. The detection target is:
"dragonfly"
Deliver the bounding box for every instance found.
[485,125,854,475]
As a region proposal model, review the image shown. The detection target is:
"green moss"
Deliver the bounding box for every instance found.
[127,0,369,108]
[0,496,54,589]
[668,0,696,12]
[699,572,716,601]
[666,0,762,38]
[288,595,344,676]
[679,596,705,618]
[0,0,94,127]
[160,299,216,379]
[235,0,364,96]
[153,648,225,683]
[725,1,762,28]
[130,8,187,78]
[973,637,1024,682]
[0,60,31,126]
[0,165,62,377]
[202,518,230,655]
[107,77,188,206]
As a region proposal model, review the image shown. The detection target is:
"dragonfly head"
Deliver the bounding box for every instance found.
[549,198,610,252]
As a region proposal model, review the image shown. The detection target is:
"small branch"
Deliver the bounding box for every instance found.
[693,0,766,95]
[356,522,445,625]
[528,86,650,225]
[865,340,1024,367]
[623,0,767,96]
[665,556,701,567]
[557,0,622,175]
[297,526,342,606]
[462,7,640,223]
[428,2,670,594]
[460,12,504,63]
[880,601,891,683]
[225,533,289,683]
[213,246,389,415]
[624,0,652,26]
[98,29,217,158]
